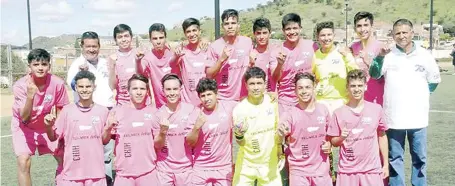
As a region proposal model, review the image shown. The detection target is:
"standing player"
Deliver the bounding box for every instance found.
[369,19,441,186]
[350,12,384,105]
[186,78,238,185]
[272,13,315,113]
[175,18,214,106]
[106,74,158,186]
[152,73,200,185]
[206,9,253,101]
[278,72,332,186]
[66,31,115,184]
[327,69,389,186]
[250,17,277,92]
[136,23,177,109]
[11,48,69,186]
[312,21,358,114]
[232,67,282,186]
[45,71,112,185]
[107,24,151,106]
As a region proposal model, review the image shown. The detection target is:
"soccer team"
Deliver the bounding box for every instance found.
[11,8,441,186]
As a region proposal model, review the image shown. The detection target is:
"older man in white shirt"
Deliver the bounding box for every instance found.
[66,31,115,185]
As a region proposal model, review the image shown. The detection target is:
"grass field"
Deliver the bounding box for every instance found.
[1,68,455,186]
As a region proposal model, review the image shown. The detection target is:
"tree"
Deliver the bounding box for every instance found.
[1,45,27,81]
[439,33,452,41]
[326,0,334,5]
[321,12,327,18]
[74,38,81,57]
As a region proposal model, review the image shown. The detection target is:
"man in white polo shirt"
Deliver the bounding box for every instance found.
[66,31,115,185]
[369,19,441,186]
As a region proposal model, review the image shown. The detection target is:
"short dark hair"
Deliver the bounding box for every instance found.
[253,17,271,33]
[127,74,149,90]
[354,11,374,25]
[182,18,200,32]
[282,13,301,29]
[316,21,334,35]
[244,67,266,82]
[161,73,182,87]
[27,48,51,64]
[393,19,413,29]
[149,23,167,38]
[221,9,239,23]
[346,69,366,84]
[294,72,315,85]
[113,24,133,41]
[80,31,100,46]
[74,70,96,83]
[196,78,218,95]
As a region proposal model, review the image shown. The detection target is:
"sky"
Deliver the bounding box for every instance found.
[0,0,269,45]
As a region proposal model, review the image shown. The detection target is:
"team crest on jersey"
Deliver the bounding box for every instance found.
[361,117,372,125]
[368,52,375,58]
[317,116,325,124]
[220,113,227,120]
[44,94,53,103]
[144,113,153,120]
[266,108,274,116]
[302,52,310,58]
[332,59,341,64]
[91,116,101,124]
[414,65,425,72]
[181,115,189,122]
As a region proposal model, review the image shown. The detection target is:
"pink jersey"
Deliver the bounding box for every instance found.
[272,39,315,107]
[112,104,158,177]
[54,104,109,180]
[193,100,237,170]
[177,46,214,106]
[282,103,331,176]
[350,40,384,105]
[152,102,200,173]
[12,74,69,131]
[208,36,253,101]
[327,101,388,174]
[114,49,152,106]
[140,48,177,108]
[253,45,277,92]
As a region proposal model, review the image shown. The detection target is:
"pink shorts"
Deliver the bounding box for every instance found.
[157,169,192,186]
[191,167,233,186]
[12,125,58,156]
[57,178,106,186]
[289,171,332,186]
[336,173,384,186]
[114,169,159,186]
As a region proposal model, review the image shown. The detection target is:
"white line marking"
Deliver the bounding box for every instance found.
[1,134,12,138]
[430,110,455,114]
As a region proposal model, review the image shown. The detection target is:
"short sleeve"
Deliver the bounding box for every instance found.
[326,112,341,137]
[55,82,70,107]
[425,53,441,84]
[377,107,388,132]
[279,112,293,137]
[54,106,68,140]
[12,83,26,119]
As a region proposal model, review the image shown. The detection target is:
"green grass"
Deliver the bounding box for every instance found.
[1,74,455,185]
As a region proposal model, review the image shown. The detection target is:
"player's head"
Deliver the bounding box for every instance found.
[113,24,133,50]
[74,70,96,101]
[282,13,302,43]
[316,21,335,49]
[346,69,366,101]
[196,78,218,110]
[392,19,414,49]
[221,9,239,37]
[354,12,374,40]
[80,31,100,62]
[149,23,167,51]
[128,74,149,104]
[253,17,271,46]
[294,72,316,103]
[161,73,182,104]
[244,67,266,99]
[182,18,201,45]
[27,48,51,79]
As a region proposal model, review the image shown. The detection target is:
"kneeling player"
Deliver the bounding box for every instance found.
[232,67,282,186]
[106,74,159,186]
[152,73,200,185]
[45,71,112,185]
[278,72,332,186]
[186,78,237,185]
[327,69,389,186]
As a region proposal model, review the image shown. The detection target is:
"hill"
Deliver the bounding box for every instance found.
[166,0,455,41]
[23,0,455,48]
